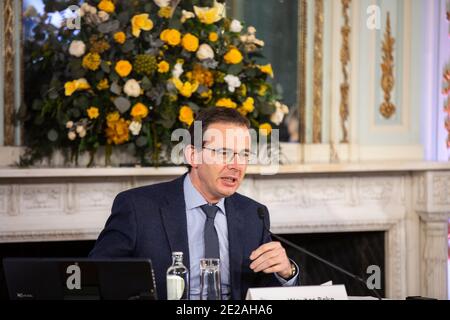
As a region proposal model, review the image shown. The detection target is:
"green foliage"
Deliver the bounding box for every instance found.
[20,0,284,167]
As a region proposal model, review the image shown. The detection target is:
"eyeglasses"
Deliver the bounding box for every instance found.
[202,147,253,163]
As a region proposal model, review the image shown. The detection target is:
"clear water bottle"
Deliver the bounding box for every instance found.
[166,252,189,300]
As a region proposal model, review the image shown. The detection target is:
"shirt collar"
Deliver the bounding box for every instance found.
[183,174,226,215]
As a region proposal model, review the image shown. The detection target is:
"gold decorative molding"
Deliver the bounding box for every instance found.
[339,0,351,143]
[3,0,15,146]
[298,0,307,144]
[444,1,450,150]
[380,12,396,119]
[312,0,324,143]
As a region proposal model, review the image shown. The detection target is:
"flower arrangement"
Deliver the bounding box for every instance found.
[20,0,289,167]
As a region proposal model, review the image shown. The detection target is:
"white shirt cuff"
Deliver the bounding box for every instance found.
[275,259,300,286]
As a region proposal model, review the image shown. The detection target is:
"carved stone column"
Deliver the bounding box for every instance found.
[414,171,450,300]
[417,212,448,300]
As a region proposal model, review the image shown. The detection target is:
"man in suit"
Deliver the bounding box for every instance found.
[90,107,299,299]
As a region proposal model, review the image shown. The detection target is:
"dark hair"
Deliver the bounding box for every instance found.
[185,107,250,171]
[188,107,250,147]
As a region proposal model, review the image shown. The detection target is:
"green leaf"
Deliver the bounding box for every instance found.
[228,63,243,75]
[186,102,200,112]
[258,101,276,115]
[32,99,43,111]
[141,76,152,90]
[114,97,131,113]
[122,40,135,53]
[110,82,122,95]
[101,61,111,73]
[73,96,89,109]
[98,20,120,34]
[136,136,148,147]
[95,71,105,81]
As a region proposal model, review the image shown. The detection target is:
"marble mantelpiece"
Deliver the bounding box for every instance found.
[0,161,449,299]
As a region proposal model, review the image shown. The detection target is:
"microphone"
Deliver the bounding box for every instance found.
[257,206,382,300]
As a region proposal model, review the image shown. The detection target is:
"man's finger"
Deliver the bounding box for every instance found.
[250,248,282,270]
[252,257,280,273]
[250,241,281,260]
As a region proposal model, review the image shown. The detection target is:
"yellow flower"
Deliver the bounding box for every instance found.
[131,14,154,38]
[200,89,213,102]
[257,64,274,78]
[258,84,268,96]
[130,102,149,120]
[179,106,194,126]
[224,48,243,64]
[158,61,170,73]
[105,113,130,145]
[98,0,115,13]
[82,52,101,71]
[188,64,214,87]
[259,123,272,136]
[106,111,120,123]
[193,0,225,24]
[64,81,77,96]
[181,33,199,52]
[237,107,247,116]
[160,29,181,46]
[158,6,173,18]
[209,32,218,42]
[241,97,255,113]
[216,98,237,109]
[75,78,91,90]
[115,60,132,77]
[172,78,199,98]
[87,107,100,119]
[237,84,247,97]
[64,79,91,96]
[97,78,109,90]
[113,32,126,44]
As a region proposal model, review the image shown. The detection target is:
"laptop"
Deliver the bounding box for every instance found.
[2,258,157,300]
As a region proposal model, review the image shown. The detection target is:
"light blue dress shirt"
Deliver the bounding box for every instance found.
[183,174,298,300]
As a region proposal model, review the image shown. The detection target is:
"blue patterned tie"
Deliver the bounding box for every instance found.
[200,204,220,259]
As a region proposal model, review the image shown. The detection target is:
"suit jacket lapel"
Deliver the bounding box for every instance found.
[160,174,190,268]
[225,195,244,299]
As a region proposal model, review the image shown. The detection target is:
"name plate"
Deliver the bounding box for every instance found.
[246,285,348,300]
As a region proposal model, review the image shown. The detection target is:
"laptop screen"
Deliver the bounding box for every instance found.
[2,258,157,300]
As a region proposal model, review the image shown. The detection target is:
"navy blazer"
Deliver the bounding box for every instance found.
[89,174,280,299]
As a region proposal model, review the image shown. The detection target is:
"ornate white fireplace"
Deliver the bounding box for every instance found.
[0,161,449,299]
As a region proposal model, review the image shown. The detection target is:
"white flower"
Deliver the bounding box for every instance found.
[248,26,256,34]
[76,125,84,134]
[129,121,142,136]
[68,131,77,141]
[80,2,91,17]
[66,121,74,129]
[154,0,171,7]
[172,63,184,79]
[69,40,86,57]
[98,11,109,22]
[196,44,214,60]
[181,10,195,23]
[224,75,241,93]
[270,101,290,125]
[124,79,141,97]
[78,128,87,138]
[230,19,243,33]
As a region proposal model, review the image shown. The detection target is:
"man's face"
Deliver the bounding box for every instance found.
[190,122,251,202]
